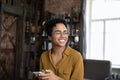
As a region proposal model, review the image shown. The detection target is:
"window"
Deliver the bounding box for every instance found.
[86,0,120,68]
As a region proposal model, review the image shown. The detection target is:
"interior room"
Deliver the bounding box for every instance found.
[0,0,120,80]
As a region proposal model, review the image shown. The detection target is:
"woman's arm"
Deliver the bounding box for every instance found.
[70,56,84,80]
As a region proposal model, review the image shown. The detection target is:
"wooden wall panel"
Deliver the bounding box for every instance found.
[45,0,81,14]
[0,13,17,80]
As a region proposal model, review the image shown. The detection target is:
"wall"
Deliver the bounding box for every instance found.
[44,0,81,17]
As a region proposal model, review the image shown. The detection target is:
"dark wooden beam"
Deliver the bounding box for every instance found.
[2,4,23,16]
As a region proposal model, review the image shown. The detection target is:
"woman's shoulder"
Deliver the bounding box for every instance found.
[66,46,83,64]
[67,46,81,54]
[66,46,82,58]
[41,50,50,57]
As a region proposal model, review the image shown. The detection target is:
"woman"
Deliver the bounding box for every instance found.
[38,18,84,80]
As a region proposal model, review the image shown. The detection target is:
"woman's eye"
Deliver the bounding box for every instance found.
[55,31,61,34]
[54,31,69,35]
[64,31,69,35]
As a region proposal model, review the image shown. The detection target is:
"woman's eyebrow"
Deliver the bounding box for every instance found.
[54,30,61,32]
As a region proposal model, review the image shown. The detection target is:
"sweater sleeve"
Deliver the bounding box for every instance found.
[59,77,64,80]
[70,55,84,80]
[40,55,43,71]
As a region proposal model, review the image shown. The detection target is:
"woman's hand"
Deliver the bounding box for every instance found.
[39,69,60,80]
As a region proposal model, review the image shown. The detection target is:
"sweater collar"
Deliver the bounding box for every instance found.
[64,45,71,56]
[48,45,71,56]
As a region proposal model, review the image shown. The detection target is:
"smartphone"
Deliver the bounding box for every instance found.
[33,71,44,75]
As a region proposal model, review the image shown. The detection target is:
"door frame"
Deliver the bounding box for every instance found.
[0,4,24,80]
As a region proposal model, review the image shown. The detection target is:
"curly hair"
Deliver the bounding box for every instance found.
[44,18,67,36]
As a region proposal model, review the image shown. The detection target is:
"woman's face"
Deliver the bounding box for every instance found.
[48,23,69,47]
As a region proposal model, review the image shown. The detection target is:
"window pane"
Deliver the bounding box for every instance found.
[105,20,120,67]
[90,21,104,59]
[92,0,120,19]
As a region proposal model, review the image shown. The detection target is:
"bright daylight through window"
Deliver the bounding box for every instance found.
[86,0,120,68]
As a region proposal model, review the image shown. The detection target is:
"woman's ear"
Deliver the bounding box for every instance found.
[48,36,52,41]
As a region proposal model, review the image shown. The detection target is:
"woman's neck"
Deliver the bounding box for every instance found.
[51,46,66,55]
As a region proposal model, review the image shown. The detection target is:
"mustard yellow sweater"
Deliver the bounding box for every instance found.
[40,46,84,80]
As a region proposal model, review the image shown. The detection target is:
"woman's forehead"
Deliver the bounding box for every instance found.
[53,23,67,29]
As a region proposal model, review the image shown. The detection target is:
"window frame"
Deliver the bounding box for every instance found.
[86,0,120,68]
